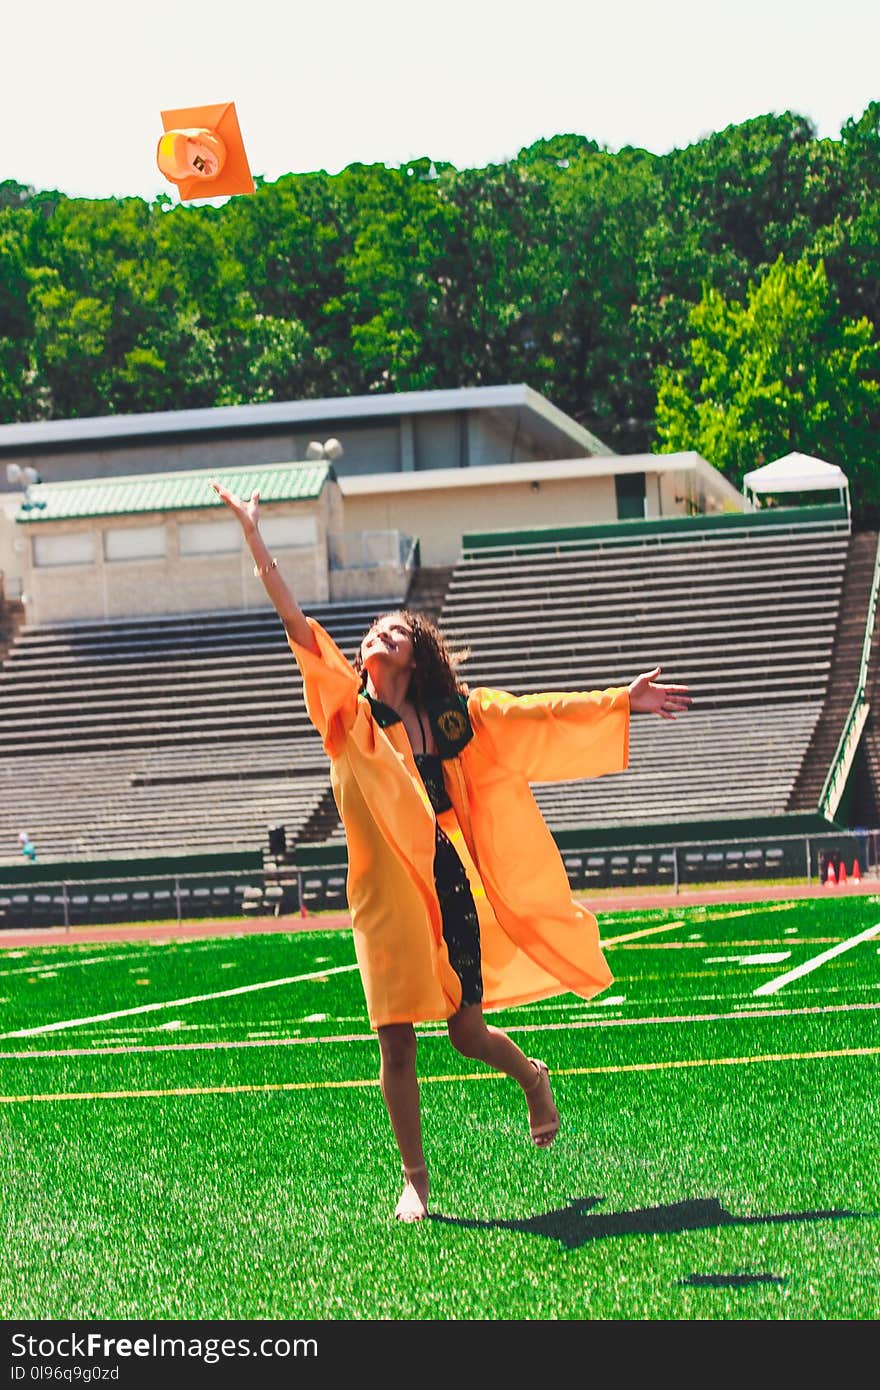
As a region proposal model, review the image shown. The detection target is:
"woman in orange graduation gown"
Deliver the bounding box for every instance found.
[212,479,691,1221]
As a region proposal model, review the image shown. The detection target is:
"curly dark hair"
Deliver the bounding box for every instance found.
[353,610,469,704]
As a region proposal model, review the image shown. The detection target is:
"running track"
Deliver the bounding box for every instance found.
[1,879,876,949]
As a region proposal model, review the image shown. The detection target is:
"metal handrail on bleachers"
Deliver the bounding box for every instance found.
[461,512,851,561]
[0,868,267,931]
[819,533,880,818]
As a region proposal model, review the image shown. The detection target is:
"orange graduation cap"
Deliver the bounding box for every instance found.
[157,101,255,200]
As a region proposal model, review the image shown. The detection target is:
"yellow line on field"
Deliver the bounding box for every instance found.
[0,1078,385,1103]
[601,920,686,946]
[2,1044,877,1104]
[702,904,804,920]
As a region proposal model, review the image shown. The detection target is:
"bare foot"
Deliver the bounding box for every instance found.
[395,1164,430,1222]
[524,1059,560,1147]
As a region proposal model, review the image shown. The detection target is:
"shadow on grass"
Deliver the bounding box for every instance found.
[678,1272,786,1288]
[429,1195,871,1249]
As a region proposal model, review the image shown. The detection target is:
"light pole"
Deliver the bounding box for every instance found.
[304,438,344,464]
[6,463,46,511]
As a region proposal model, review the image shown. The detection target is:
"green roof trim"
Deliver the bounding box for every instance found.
[16,461,334,523]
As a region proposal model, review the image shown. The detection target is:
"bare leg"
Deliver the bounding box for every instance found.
[447,1004,560,1146]
[377,1023,430,1220]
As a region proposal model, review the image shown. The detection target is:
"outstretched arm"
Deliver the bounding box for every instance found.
[628,666,691,720]
[209,480,318,654]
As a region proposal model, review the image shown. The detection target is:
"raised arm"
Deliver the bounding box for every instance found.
[209,480,319,654]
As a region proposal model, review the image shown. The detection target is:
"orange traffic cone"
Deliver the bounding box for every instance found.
[838,860,848,885]
[852,859,862,884]
[825,859,837,887]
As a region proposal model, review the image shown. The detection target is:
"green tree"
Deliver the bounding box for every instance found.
[26,267,112,417]
[327,160,460,393]
[541,144,661,449]
[634,112,843,441]
[216,172,351,398]
[814,102,880,330]
[0,209,36,421]
[430,157,562,391]
[655,256,880,513]
[1,108,875,442]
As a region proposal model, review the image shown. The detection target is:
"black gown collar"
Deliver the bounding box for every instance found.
[361,692,400,729]
[361,690,473,758]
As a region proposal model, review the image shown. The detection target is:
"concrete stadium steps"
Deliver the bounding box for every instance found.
[444,576,847,622]
[0,747,329,864]
[444,535,846,601]
[124,741,327,782]
[452,622,835,689]
[439,522,849,820]
[0,600,377,757]
[295,784,346,845]
[459,656,831,704]
[1,604,374,678]
[0,664,321,743]
[441,604,839,645]
[0,598,382,863]
[7,642,835,749]
[0,699,323,757]
[403,565,456,624]
[4,662,829,746]
[218,699,817,846]
[0,522,854,869]
[443,578,844,622]
[4,600,379,653]
[297,706,819,844]
[445,604,843,704]
[444,591,841,633]
[530,704,820,826]
[451,531,848,582]
[0,596,25,666]
[788,530,880,810]
[442,533,847,680]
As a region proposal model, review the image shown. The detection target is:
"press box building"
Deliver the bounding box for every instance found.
[0,385,744,623]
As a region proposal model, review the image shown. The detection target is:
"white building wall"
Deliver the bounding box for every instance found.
[21,495,334,625]
[341,475,621,566]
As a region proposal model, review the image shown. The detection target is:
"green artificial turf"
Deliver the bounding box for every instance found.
[1,899,878,1320]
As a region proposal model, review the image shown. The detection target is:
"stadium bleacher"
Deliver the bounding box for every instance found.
[0,601,379,866]
[440,517,851,825]
[1,508,873,916]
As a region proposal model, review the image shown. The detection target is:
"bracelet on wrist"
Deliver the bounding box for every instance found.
[253,557,278,578]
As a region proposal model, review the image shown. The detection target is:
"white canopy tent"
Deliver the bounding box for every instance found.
[742,451,850,521]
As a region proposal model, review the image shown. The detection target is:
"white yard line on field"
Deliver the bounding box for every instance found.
[0,954,136,978]
[2,998,879,1060]
[0,964,361,1039]
[754,923,880,996]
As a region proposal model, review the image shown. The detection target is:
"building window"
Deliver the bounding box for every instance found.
[32,533,96,567]
[615,472,646,521]
[179,520,241,556]
[260,516,317,549]
[104,525,167,562]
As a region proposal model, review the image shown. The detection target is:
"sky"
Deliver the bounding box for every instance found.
[4,0,880,203]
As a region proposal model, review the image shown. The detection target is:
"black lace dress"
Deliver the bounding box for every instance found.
[413,750,484,1009]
